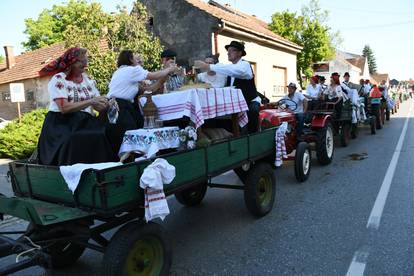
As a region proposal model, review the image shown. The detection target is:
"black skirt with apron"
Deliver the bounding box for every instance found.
[115,98,144,131]
[38,111,124,166]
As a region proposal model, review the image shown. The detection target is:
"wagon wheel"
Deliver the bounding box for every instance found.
[380,106,386,125]
[174,182,207,207]
[370,116,376,135]
[339,122,351,147]
[24,223,87,269]
[294,142,311,182]
[243,162,276,217]
[376,111,383,129]
[315,122,334,165]
[351,123,359,139]
[102,221,171,276]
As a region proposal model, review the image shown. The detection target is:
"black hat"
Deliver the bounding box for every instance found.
[318,75,326,82]
[161,49,177,58]
[331,72,340,77]
[343,72,350,77]
[225,41,246,56]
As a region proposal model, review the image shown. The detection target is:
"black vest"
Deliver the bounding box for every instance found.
[226,68,258,102]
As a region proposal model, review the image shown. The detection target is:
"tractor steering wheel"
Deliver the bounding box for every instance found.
[277,98,298,112]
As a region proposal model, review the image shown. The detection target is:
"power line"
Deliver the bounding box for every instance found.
[322,4,414,15]
[342,19,414,30]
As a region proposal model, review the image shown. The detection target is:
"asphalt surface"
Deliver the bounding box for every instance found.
[0,99,413,275]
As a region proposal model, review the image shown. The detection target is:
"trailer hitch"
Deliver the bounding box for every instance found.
[0,235,51,275]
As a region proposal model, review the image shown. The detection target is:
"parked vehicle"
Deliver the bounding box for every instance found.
[0,118,10,130]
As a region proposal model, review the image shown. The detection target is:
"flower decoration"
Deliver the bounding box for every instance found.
[178,126,198,149]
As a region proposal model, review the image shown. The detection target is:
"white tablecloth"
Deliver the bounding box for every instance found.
[118,127,180,160]
[140,87,249,129]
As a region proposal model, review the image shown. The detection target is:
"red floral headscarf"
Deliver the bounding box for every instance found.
[39,47,83,77]
[332,75,340,85]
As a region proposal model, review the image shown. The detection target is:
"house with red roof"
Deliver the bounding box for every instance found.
[0,43,67,119]
[0,40,108,119]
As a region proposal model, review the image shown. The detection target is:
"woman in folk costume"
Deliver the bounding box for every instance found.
[107,50,179,131]
[323,73,345,119]
[37,47,124,166]
[369,85,383,129]
[304,75,322,110]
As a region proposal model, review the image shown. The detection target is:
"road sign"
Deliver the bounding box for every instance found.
[9,83,25,103]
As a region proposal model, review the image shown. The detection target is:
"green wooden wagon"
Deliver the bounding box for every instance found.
[0,127,279,275]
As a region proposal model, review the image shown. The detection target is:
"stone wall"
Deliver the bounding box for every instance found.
[143,0,219,67]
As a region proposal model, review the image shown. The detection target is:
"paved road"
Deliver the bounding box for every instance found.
[1,99,414,275]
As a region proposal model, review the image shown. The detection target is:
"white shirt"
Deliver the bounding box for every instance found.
[305,84,321,99]
[364,84,371,95]
[48,72,100,115]
[197,72,227,88]
[210,59,261,103]
[324,85,344,100]
[107,65,149,101]
[282,91,306,114]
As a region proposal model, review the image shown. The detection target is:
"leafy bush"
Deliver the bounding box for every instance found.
[0,109,48,159]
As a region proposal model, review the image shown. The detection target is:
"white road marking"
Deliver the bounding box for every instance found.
[346,102,413,276]
[366,103,413,230]
[346,250,369,276]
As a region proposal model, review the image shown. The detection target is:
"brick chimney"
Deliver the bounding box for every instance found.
[3,46,15,69]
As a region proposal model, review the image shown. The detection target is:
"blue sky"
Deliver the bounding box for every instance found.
[1,0,413,79]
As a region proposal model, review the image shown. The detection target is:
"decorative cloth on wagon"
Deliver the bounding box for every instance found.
[275,122,288,167]
[118,127,180,162]
[139,158,176,222]
[139,87,249,129]
[59,162,123,193]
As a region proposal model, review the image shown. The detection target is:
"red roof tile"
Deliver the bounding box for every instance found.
[0,40,108,85]
[184,0,302,50]
[371,73,389,84]
[347,57,366,73]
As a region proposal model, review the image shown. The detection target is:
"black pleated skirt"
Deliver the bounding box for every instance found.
[38,111,124,166]
[115,98,144,131]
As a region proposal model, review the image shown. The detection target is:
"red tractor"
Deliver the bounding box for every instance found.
[259,98,334,182]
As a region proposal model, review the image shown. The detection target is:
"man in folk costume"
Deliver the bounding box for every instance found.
[194,41,261,133]
[158,49,185,93]
[340,72,361,122]
[342,72,360,90]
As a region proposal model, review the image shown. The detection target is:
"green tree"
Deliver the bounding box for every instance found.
[23,0,111,51]
[269,0,338,86]
[23,0,163,94]
[0,55,4,63]
[362,45,377,74]
[64,1,163,93]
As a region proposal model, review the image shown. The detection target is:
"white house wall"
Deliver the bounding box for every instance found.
[361,60,370,80]
[316,60,361,83]
[216,33,298,101]
[0,77,50,119]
